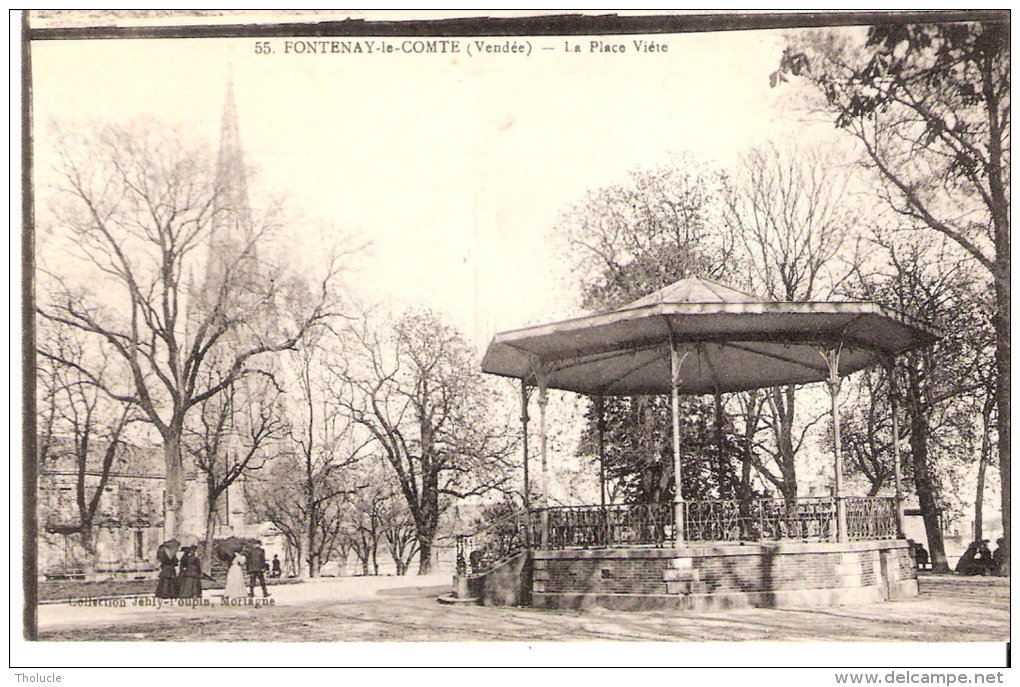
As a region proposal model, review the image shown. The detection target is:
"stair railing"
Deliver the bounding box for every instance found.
[455,507,532,576]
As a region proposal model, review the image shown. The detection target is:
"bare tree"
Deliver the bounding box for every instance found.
[187,375,287,562]
[244,448,352,578]
[723,142,858,501]
[380,496,419,576]
[37,323,141,561]
[350,516,381,576]
[348,478,386,576]
[561,157,735,311]
[733,391,766,503]
[333,308,518,574]
[343,458,419,576]
[972,374,998,543]
[562,159,744,504]
[36,121,340,536]
[848,234,992,571]
[837,369,897,497]
[288,330,374,577]
[779,19,1010,571]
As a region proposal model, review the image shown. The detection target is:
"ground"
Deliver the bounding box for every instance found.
[39,576,300,601]
[37,574,1008,642]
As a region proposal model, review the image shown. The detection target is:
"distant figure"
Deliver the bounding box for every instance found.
[974,540,994,576]
[272,555,282,579]
[224,551,247,599]
[155,539,180,599]
[247,541,270,598]
[992,537,1007,575]
[913,541,930,570]
[469,549,484,574]
[177,546,205,598]
[955,540,994,576]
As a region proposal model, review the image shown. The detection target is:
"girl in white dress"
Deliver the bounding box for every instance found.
[225,551,247,599]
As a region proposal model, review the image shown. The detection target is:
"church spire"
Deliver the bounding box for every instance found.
[206,75,255,294]
[214,74,252,243]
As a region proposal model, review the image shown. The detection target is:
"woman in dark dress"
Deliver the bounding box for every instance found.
[177,546,204,599]
[155,540,179,599]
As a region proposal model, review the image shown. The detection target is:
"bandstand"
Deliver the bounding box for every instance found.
[451,277,939,611]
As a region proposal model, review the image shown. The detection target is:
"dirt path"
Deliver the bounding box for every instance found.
[37,575,1008,642]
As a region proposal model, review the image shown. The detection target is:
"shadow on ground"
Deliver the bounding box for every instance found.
[38,575,1007,642]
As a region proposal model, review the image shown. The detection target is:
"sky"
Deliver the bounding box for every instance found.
[31,28,841,354]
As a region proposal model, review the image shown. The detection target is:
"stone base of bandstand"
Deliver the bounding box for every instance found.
[530,539,917,612]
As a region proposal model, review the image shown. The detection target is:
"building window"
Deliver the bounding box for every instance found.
[134,531,144,561]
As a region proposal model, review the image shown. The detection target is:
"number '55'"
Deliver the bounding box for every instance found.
[255,41,271,54]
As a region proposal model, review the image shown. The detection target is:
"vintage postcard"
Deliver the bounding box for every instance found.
[13,9,1010,677]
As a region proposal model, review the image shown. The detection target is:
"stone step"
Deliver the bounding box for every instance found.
[436,594,481,605]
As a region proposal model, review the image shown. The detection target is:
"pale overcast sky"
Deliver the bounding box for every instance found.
[32,28,842,353]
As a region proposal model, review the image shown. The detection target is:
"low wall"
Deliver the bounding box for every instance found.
[464,551,532,606]
[531,540,917,611]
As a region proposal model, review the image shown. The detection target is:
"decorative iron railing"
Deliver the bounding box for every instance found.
[845,496,898,541]
[536,503,674,549]
[684,497,837,542]
[455,507,531,576]
[454,497,898,562]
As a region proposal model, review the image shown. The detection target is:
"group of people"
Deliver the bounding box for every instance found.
[910,537,1007,576]
[956,537,1006,576]
[155,540,213,599]
[155,539,278,600]
[224,541,274,600]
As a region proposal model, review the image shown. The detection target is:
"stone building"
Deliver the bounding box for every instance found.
[38,438,195,579]
[38,434,278,580]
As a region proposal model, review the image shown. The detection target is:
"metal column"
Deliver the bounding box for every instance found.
[520,378,531,547]
[596,395,607,509]
[536,367,549,548]
[887,360,906,538]
[824,347,848,543]
[670,341,689,546]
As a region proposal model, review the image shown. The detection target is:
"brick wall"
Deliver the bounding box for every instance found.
[899,547,918,580]
[861,550,878,586]
[692,551,844,593]
[541,556,669,595]
[535,541,916,599]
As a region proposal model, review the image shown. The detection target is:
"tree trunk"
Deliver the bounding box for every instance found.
[297,529,310,579]
[739,448,752,501]
[909,409,950,573]
[416,534,433,575]
[163,426,185,539]
[415,471,439,575]
[770,385,798,501]
[713,392,729,496]
[974,442,987,542]
[994,275,1010,576]
[203,492,219,564]
[78,524,96,574]
[978,32,1010,577]
[738,394,759,531]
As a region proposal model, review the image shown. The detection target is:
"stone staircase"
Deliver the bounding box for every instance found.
[439,508,532,606]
